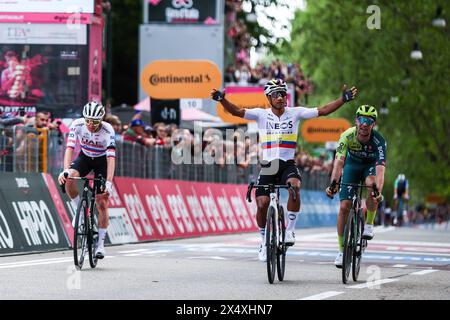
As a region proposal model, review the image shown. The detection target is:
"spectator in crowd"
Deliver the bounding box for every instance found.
[104,114,123,141]
[153,122,171,147]
[122,118,155,147]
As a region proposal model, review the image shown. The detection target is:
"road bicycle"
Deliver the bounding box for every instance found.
[246,182,296,284]
[61,173,105,270]
[334,182,379,284]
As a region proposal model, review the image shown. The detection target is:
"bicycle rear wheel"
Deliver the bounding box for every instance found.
[266,206,277,284]
[342,208,354,284]
[73,199,88,269]
[277,206,286,281]
[88,206,99,268]
[352,210,364,281]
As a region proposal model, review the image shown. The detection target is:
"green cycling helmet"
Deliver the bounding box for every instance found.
[356,105,378,121]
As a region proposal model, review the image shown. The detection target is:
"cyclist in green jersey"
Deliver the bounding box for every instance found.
[325,105,386,267]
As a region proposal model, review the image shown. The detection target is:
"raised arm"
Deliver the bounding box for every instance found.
[317,85,357,116]
[210,89,245,118]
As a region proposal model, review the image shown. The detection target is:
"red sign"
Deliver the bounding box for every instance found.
[113,178,258,241]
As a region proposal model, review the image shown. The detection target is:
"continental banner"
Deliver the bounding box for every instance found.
[0,173,70,255]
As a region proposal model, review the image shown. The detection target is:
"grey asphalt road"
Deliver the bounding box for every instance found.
[0,225,449,301]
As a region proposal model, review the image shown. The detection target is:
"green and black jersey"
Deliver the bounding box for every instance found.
[335,127,386,166]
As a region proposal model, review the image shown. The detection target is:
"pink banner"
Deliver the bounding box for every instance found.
[88,21,103,102]
[0,13,93,24]
[225,85,294,107]
[113,178,258,241]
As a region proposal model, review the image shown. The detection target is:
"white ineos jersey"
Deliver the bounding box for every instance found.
[67,118,116,158]
[244,107,318,162]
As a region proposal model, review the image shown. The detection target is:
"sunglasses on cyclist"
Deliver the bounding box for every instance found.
[269,91,287,99]
[85,118,101,126]
[357,116,375,126]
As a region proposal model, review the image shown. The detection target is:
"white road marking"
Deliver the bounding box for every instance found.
[118,249,150,254]
[410,270,438,275]
[0,258,73,269]
[123,254,143,257]
[346,278,398,289]
[299,291,345,300]
[188,256,227,260]
[141,250,173,255]
[393,264,408,268]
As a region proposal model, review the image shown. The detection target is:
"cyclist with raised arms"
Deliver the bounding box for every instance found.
[212,79,357,261]
[326,105,386,268]
[58,101,116,259]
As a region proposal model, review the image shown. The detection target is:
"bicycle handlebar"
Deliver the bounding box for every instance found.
[60,172,106,194]
[246,182,297,202]
[336,182,379,195]
[327,181,379,200]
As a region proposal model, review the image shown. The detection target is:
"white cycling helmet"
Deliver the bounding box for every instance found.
[83,101,105,120]
[264,78,288,96]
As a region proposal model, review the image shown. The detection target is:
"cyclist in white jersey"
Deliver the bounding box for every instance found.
[57,101,116,259]
[211,79,357,261]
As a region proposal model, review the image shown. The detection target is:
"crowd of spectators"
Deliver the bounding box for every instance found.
[224,0,313,105]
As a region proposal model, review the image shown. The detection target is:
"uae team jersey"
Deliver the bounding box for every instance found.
[67,118,116,158]
[244,107,319,162]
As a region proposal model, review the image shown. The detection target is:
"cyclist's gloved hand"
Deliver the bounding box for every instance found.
[58,169,70,185]
[342,84,357,102]
[105,181,113,195]
[325,180,338,199]
[373,191,384,203]
[211,89,225,102]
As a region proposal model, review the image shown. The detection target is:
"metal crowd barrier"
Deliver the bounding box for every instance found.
[0,129,330,189]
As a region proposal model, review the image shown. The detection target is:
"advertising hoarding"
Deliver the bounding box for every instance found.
[0,0,95,13]
[0,24,89,118]
[146,0,219,24]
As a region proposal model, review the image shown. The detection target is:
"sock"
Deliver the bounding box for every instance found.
[98,228,107,247]
[366,209,376,225]
[286,211,298,231]
[259,228,265,243]
[71,195,80,209]
[338,235,344,252]
[70,195,80,226]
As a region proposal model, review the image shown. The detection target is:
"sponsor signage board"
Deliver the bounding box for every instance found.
[0,173,70,255]
[140,60,222,99]
[301,118,351,143]
[0,0,95,13]
[146,0,218,24]
[113,177,258,241]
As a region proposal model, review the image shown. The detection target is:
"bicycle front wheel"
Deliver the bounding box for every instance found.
[277,206,286,281]
[88,205,99,269]
[73,199,88,269]
[352,210,364,281]
[342,208,354,284]
[266,206,277,284]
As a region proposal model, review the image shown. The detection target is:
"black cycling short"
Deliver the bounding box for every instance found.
[255,159,302,197]
[69,152,107,194]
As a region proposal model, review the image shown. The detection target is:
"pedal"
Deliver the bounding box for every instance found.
[285,242,294,247]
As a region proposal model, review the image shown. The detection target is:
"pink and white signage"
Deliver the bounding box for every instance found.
[0,0,94,13]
